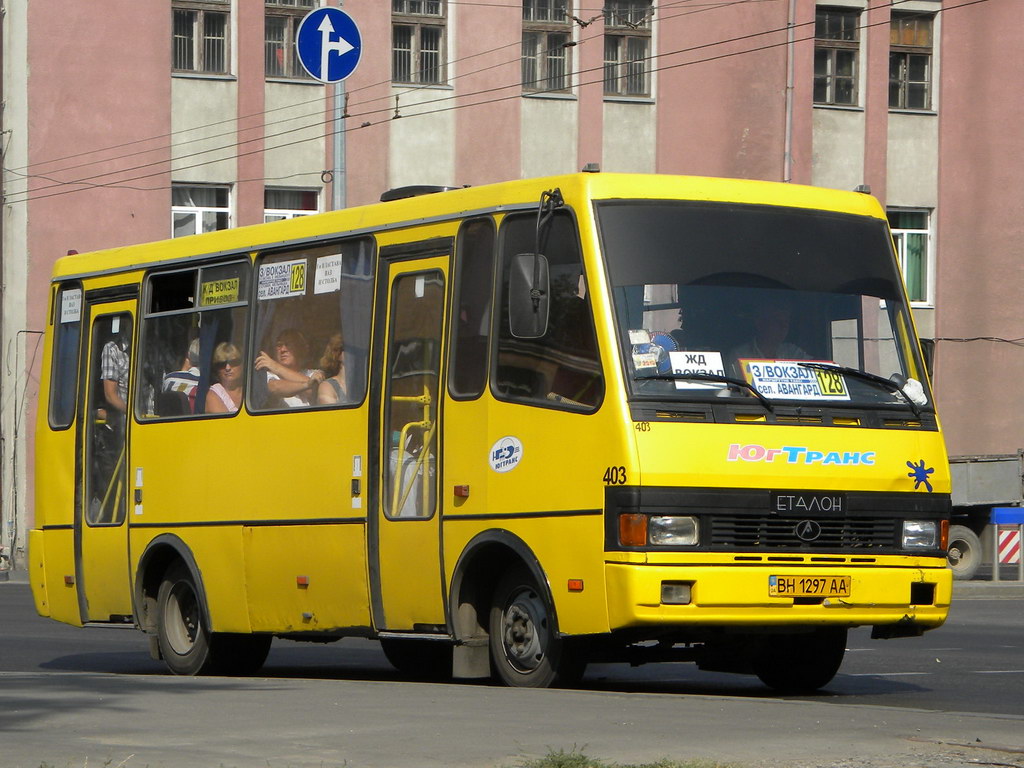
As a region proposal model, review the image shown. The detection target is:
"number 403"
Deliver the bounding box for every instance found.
[603,466,627,485]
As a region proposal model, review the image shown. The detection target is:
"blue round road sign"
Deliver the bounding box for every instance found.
[296,7,362,83]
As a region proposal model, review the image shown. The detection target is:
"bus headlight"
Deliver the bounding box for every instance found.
[649,516,699,546]
[903,520,938,549]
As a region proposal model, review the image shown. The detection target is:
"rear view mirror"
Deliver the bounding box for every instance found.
[509,253,549,338]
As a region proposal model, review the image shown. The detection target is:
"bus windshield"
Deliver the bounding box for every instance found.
[597,200,931,411]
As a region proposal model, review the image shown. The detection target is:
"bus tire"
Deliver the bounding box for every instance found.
[156,562,215,676]
[380,638,453,681]
[947,524,982,581]
[753,627,847,693]
[489,567,575,688]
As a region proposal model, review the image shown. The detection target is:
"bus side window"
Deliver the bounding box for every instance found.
[251,238,374,412]
[49,284,83,429]
[494,210,604,410]
[137,262,250,419]
[449,217,495,399]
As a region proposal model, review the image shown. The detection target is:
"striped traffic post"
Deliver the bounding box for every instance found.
[991,508,1024,582]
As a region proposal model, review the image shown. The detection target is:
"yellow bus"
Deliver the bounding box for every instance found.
[30,172,951,691]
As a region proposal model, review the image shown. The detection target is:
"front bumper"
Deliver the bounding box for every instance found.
[605,560,951,630]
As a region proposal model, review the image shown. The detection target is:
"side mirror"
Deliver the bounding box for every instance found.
[509,253,549,339]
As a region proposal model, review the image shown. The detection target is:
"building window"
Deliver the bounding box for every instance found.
[172,185,230,238]
[603,0,652,97]
[266,1,316,79]
[814,7,859,106]
[173,1,230,74]
[392,0,446,84]
[522,0,572,93]
[889,13,933,110]
[888,210,931,305]
[264,188,319,222]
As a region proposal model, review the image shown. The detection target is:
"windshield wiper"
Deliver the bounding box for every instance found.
[635,372,774,412]
[797,362,922,417]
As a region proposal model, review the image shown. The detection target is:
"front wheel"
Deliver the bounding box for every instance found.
[156,562,214,675]
[753,628,847,693]
[947,524,982,580]
[156,562,271,676]
[488,567,583,688]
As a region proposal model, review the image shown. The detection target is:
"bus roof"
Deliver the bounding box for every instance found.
[51,172,885,282]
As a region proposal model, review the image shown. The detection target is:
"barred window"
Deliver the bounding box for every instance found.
[522,0,572,92]
[173,1,230,74]
[392,0,446,84]
[889,13,933,110]
[814,7,859,106]
[603,0,651,97]
[266,2,315,80]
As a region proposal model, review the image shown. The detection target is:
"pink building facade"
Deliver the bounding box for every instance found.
[1,0,1021,569]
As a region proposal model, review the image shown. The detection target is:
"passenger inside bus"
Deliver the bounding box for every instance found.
[160,337,201,413]
[254,328,324,408]
[317,332,348,405]
[206,342,244,414]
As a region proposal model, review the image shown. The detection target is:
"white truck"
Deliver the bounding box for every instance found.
[948,452,1024,579]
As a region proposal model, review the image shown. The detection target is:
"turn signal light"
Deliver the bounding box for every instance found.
[619,513,647,547]
[940,519,949,550]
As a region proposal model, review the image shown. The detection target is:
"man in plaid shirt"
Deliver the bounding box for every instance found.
[100,336,129,414]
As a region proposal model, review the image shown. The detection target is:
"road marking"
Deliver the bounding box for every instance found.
[973,669,1024,674]
[845,672,932,677]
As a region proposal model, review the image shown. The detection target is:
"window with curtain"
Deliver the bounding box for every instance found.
[888,209,931,305]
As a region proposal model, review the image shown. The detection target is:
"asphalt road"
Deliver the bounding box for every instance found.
[1,578,1022,768]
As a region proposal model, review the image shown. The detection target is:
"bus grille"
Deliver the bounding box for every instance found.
[708,516,898,550]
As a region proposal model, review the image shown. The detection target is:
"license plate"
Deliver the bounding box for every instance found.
[769,575,850,598]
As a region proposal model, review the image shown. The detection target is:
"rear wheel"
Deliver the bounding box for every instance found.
[947,524,982,580]
[488,567,583,688]
[753,628,847,693]
[380,638,453,681]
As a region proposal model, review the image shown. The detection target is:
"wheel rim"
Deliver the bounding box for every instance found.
[500,586,548,674]
[163,579,201,656]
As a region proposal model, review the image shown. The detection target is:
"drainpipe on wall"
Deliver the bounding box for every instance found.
[0,1,8,577]
[783,0,796,183]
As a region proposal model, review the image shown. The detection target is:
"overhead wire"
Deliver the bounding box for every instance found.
[7,0,736,179]
[4,0,989,205]
[4,0,786,194]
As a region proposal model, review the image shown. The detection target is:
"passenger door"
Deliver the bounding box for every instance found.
[368,247,449,631]
[75,299,135,622]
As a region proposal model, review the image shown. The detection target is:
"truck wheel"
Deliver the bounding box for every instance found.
[156,562,214,675]
[947,524,982,581]
[753,628,847,693]
[489,567,580,688]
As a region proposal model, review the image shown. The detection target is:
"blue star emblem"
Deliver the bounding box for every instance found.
[906,459,934,492]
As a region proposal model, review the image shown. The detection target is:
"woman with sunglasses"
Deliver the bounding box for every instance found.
[206,342,244,414]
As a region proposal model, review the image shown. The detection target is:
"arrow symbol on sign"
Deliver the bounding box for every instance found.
[318,15,355,80]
